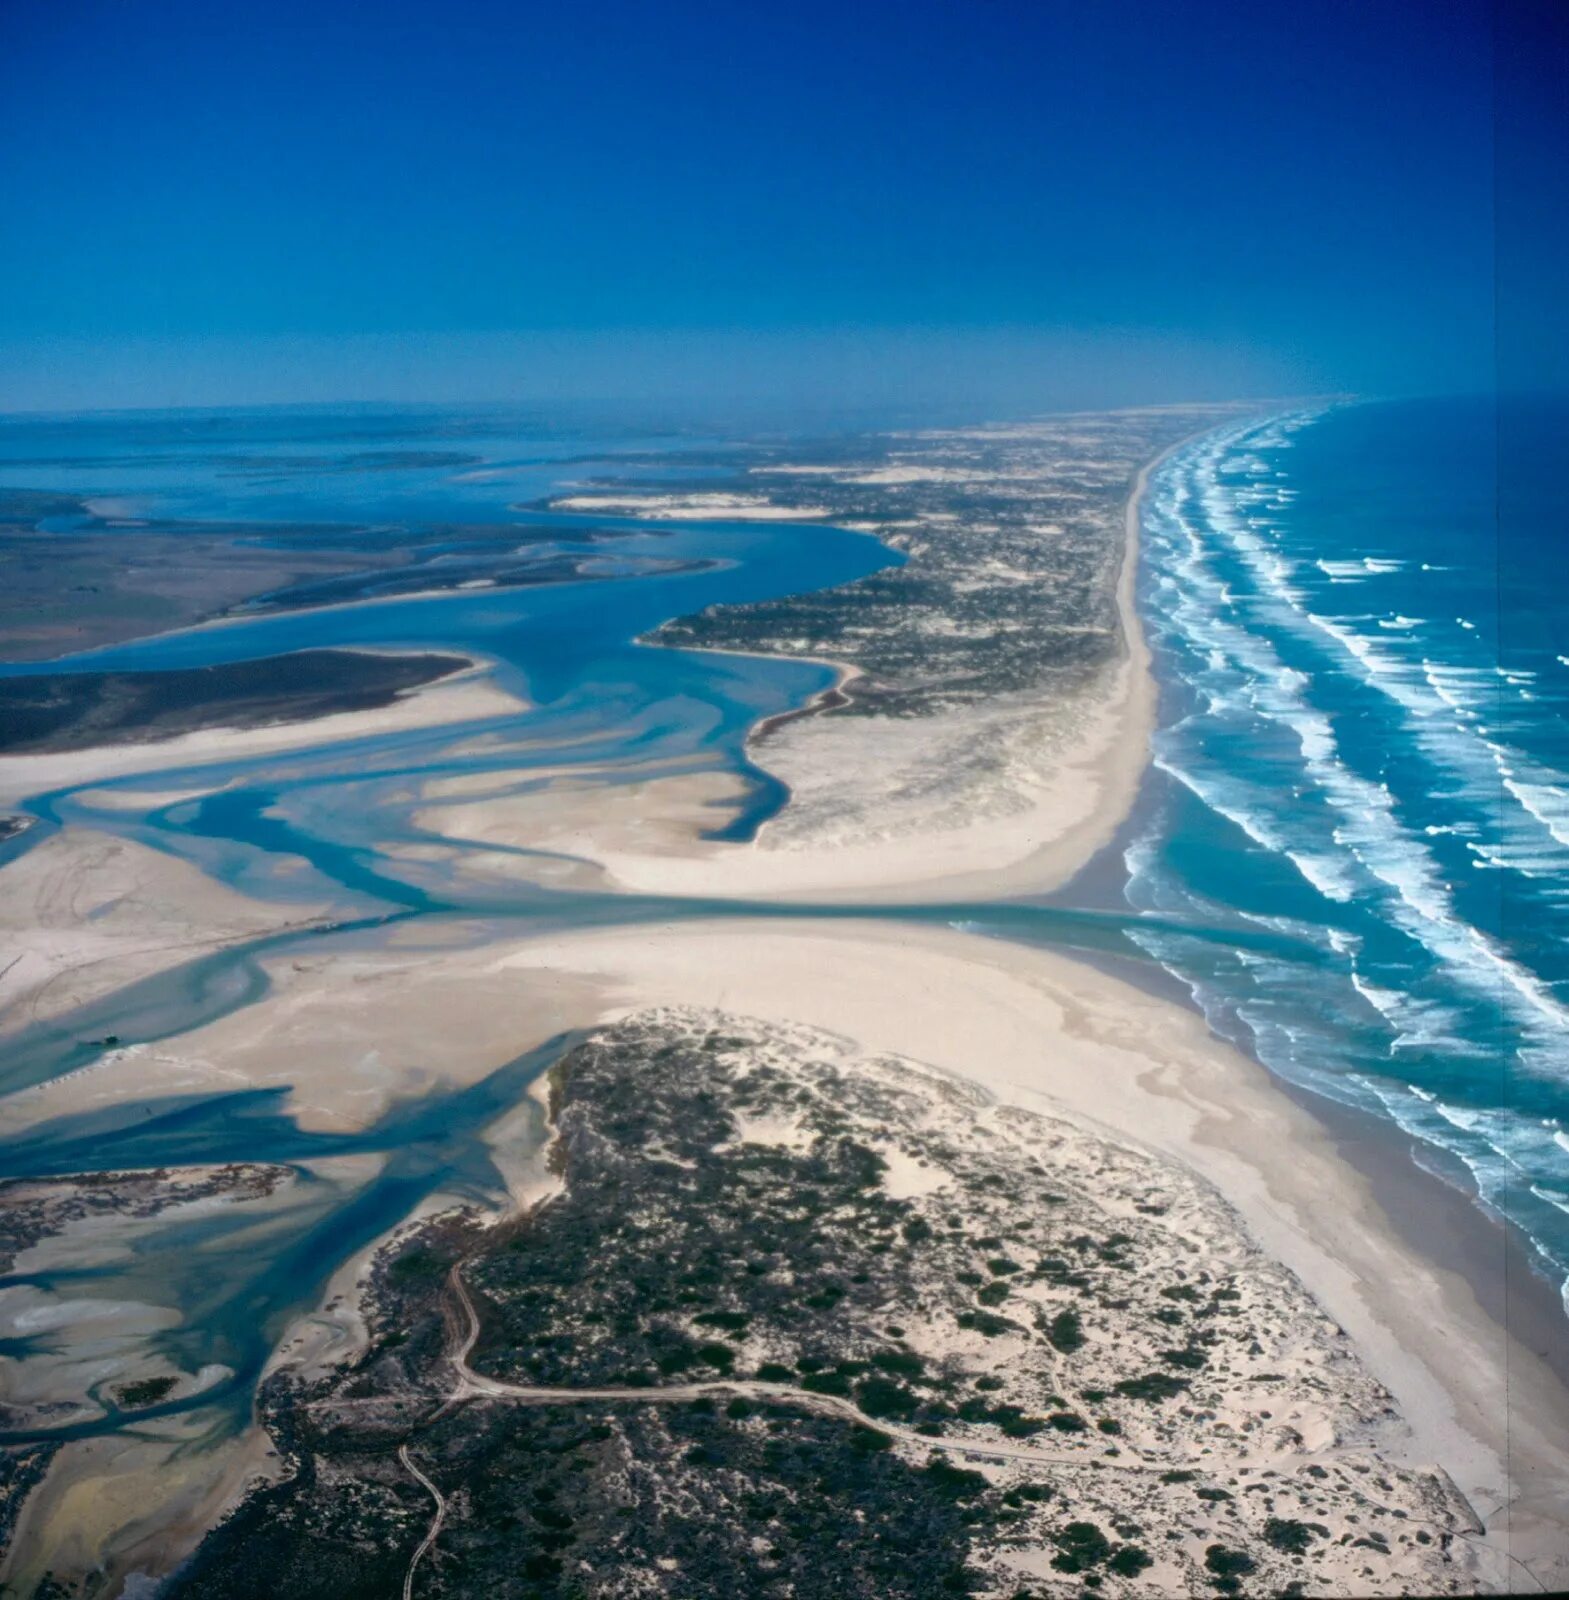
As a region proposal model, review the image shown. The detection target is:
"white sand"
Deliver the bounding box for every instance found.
[0,669,529,1033]
[0,930,603,1138]
[14,907,1563,1588]
[0,828,331,1036]
[64,902,1554,1580]
[549,492,829,520]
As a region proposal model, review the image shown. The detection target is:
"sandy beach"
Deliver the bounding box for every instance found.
[480,917,1568,1588]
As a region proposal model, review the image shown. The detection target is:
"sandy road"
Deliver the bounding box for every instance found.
[441,1265,1372,1479]
[398,1443,448,1600]
[390,1263,1515,1594]
[444,1264,1149,1470]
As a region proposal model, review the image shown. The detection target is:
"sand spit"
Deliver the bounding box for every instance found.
[0,667,529,1035]
[0,828,331,1038]
[181,1003,1499,1596]
[32,912,1555,1589]
[0,924,602,1140]
[414,440,1171,905]
[546,492,830,520]
[522,1005,1489,1594]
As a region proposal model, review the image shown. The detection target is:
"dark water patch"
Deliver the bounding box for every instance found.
[0,489,87,524]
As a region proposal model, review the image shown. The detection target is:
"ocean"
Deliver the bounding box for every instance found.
[1129,395,1569,1312]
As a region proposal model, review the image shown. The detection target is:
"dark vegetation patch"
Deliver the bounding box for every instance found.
[112,1375,179,1409]
[649,409,1238,718]
[0,650,472,754]
[152,1014,1417,1600]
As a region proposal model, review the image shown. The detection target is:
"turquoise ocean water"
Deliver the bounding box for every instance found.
[1129,397,1569,1310]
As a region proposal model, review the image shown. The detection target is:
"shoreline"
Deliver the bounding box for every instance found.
[1056,790,1569,1399]
[1052,413,1569,1392]
[16,904,1562,1591]
[0,658,526,810]
[0,665,531,1038]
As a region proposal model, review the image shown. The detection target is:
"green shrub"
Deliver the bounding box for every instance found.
[1159,1344,1208,1370]
[924,1456,990,1498]
[855,1377,920,1419]
[114,1375,178,1409]
[956,1310,1019,1337]
[1264,1518,1327,1554]
[1113,1372,1188,1402]
[1051,1522,1112,1573]
[694,1310,750,1332]
[1107,1546,1152,1577]
[1204,1545,1256,1594]
[871,1348,924,1377]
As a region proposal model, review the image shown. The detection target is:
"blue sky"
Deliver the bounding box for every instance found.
[0,0,1556,411]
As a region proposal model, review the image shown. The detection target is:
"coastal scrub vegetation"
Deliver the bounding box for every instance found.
[163,1012,1479,1599]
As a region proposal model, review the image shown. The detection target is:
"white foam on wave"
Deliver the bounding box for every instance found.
[1506,772,1569,850]
[1315,556,1404,579]
[1180,453,1567,899]
[1341,1082,1569,1302]
[1150,747,1358,902]
[1349,970,1483,1056]
[1133,444,1569,1288]
[1147,421,1569,1069]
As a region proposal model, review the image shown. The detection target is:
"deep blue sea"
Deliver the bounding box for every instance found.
[1131,396,1569,1310]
